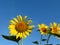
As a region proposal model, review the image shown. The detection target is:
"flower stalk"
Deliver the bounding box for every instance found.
[40,35,42,45]
[46,34,51,45]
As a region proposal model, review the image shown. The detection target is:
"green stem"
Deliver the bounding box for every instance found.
[18,41,20,45]
[22,38,23,45]
[46,34,51,45]
[18,38,23,45]
[40,35,42,45]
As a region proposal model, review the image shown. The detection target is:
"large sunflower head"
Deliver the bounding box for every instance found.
[50,22,60,34]
[38,24,48,35]
[8,15,34,39]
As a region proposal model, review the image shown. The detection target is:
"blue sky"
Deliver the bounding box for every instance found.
[0,0,60,45]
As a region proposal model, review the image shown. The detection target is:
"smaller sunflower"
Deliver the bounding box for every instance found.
[50,22,60,34]
[8,15,34,39]
[38,24,48,35]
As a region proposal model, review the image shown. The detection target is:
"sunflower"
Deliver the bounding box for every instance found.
[38,24,48,35]
[50,22,60,34]
[8,15,34,39]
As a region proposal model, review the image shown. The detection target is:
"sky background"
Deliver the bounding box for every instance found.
[0,0,60,45]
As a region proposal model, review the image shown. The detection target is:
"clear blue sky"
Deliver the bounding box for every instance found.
[0,0,60,45]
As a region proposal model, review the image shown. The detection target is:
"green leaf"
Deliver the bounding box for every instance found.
[50,33,60,38]
[42,39,46,41]
[2,35,21,43]
[32,41,39,44]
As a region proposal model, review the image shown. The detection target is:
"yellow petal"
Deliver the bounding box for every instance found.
[45,26,48,28]
[8,25,15,29]
[10,29,17,35]
[57,24,60,27]
[25,31,29,36]
[50,23,53,28]
[23,32,27,38]
[38,24,40,27]
[10,20,16,24]
[41,24,48,28]
[19,15,22,21]
[20,33,23,38]
[28,25,34,29]
[57,28,60,30]
[27,30,32,33]
[17,16,20,21]
[41,32,44,34]
[27,20,32,24]
[41,24,45,27]
[16,33,20,39]
[13,18,18,22]
[54,22,57,27]
[24,16,27,20]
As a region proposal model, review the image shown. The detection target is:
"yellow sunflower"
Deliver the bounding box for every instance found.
[8,15,34,39]
[38,24,48,35]
[50,22,60,34]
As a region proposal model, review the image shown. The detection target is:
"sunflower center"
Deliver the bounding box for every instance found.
[15,22,27,32]
[41,28,47,33]
[53,27,57,30]
[52,27,57,33]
